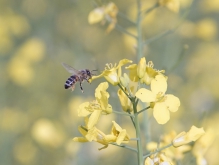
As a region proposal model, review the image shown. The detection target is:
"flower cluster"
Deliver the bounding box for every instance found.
[90,58,180,124]
[73,82,130,149]
[145,126,205,164]
[72,57,204,164]
[88,2,118,33]
[73,118,129,150]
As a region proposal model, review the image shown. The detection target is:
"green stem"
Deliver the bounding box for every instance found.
[128,110,136,128]
[136,0,143,61]
[118,11,136,25]
[144,29,173,45]
[135,1,144,165]
[137,106,150,115]
[133,98,143,165]
[115,24,137,39]
[112,110,134,117]
[144,9,190,45]
[118,83,130,98]
[143,143,173,159]
[144,2,159,15]
[110,143,138,153]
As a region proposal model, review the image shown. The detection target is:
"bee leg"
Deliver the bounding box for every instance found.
[86,78,91,84]
[79,82,84,93]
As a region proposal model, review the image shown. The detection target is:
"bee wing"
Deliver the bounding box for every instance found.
[62,63,80,74]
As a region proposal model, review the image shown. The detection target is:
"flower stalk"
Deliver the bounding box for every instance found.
[132,97,144,165]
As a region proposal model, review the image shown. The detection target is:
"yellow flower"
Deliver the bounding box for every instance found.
[118,88,133,112]
[119,73,130,88]
[126,60,165,85]
[73,119,130,150]
[88,2,118,33]
[141,61,165,85]
[192,128,215,165]
[158,0,180,13]
[73,123,113,150]
[110,121,130,145]
[135,74,180,124]
[117,79,138,112]
[172,126,205,147]
[145,153,174,165]
[146,131,191,161]
[77,82,112,129]
[125,64,139,82]
[91,59,132,85]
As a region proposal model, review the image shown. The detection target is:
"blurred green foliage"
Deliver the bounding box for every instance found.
[0,0,219,165]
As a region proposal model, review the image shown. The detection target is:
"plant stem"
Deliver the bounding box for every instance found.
[110,143,138,152]
[143,143,173,159]
[137,106,150,115]
[144,2,159,15]
[128,111,136,128]
[113,110,134,117]
[136,0,143,61]
[118,11,136,25]
[133,98,143,165]
[115,24,137,39]
[135,1,144,165]
[118,83,130,99]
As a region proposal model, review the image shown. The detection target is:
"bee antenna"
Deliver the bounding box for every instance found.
[91,69,98,76]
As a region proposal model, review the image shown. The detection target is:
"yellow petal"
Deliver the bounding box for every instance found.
[125,64,139,82]
[145,157,154,165]
[135,88,156,102]
[103,104,112,114]
[116,129,128,145]
[151,74,167,95]
[111,121,123,133]
[85,127,98,141]
[104,2,118,15]
[104,71,119,85]
[72,137,88,142]
[117,59,133,68]
[165,94,180,112]
[105,134,117,142]
[78,126,88,136]
[172,126,205,147]
[159,0,180,13]
[88,8,104,24]
[187,126,205,142]
[153,102,170,124]
[106,22,116,33]
[97,92,108,110]
[118,88,133,112]
[172,131,187,147]
[95,82,109,99]
[87,110,102,129]
[78,102,92,117]
[120,73,130,88]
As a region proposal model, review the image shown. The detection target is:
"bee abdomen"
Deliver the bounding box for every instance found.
[64,76,76,89]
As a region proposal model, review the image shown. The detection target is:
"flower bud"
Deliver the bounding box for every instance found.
[137,57,146,78]
[119,73,129,88]
[172,126,205,147]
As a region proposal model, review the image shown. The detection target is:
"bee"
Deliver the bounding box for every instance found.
[62,63,95,93]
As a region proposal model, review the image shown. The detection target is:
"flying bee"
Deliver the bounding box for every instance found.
[62,63,96,93]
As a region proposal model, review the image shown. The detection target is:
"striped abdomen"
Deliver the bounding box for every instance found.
[64,75,78,89]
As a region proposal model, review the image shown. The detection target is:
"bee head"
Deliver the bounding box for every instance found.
[85,69,92,77]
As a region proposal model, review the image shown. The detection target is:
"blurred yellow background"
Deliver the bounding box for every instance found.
[1,0,219,164]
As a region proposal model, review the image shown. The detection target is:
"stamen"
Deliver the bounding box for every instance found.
[105,63,114,70]
[148,61,154,68]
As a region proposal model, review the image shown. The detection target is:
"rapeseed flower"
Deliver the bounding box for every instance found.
[135,74,180,124]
